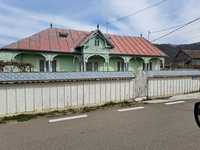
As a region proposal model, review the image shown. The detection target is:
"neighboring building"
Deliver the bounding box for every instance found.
[173,49,200,69]
[155,43,200,69]
[155,44,177,69]
[0,27,166,73]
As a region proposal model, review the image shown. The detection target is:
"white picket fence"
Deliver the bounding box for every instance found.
[0,79,137,116]
[1,71,200,116]
[147,76,200,99]
[146,70,200,98]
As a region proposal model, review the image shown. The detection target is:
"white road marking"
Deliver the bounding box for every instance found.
[165,101,185,105]
[48,114,88,123]
[117,107,144,112]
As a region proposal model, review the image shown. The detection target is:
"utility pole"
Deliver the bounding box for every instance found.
[97,24,100,30]
[148,31,151,41]
[50,23,53,29]
[106,22,109,34]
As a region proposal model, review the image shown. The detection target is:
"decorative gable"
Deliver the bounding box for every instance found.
[79,30,114,51]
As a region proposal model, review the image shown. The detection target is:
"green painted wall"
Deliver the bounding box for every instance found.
[15,53,44,72]
[150,58,161,71]
[109,57,124,71]
[87,56,105,71]
[129,58,144,73]
[55,55,80,72]
[0,32,163,73]
[83,35,109,55]
[0,51,19,61]
[86,37,106,49]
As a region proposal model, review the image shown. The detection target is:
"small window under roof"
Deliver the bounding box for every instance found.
[58,32,68,38]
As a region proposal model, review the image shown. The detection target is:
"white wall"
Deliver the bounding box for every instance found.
[1,75,200,116]
[0,79,137,116]
[152,60,160,71]
[147,77,200,99]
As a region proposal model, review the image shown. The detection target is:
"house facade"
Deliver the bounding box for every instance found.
[0,27,166,73]
[173,49,200,69]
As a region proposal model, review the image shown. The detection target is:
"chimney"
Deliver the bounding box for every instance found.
[50,23,53,29]
[97,24,100,30]
[140,34,143,38]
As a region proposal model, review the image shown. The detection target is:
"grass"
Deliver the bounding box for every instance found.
[0,100,138,124]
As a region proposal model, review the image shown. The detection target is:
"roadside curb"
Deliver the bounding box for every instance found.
[144,92,200,104]
[144,99,173,104]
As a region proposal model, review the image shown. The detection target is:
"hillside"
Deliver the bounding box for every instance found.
[155,42,200,64]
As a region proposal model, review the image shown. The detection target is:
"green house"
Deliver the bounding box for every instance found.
[0,27,166,73]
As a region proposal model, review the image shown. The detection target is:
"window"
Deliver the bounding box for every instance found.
[59,32,68,38]
[117,61,124,72]
[46,61,49,72]
[94,62,98,72]
[126,63,129,71]
[86,62,93,71]
[52,60,57,72]
[86,62,99,72]
[160,60,163,69]
[142,63,146,71]
[39,60,45,72]
[149,62,152,71]
[95,37,100,46]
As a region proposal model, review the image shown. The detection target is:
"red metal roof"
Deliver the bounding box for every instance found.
[1,28,165,57]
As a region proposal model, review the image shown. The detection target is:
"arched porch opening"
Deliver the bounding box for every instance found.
[109,56,125,72]
[149,58,162,71]
[53,55,80,72]
[15,53,45,72]
[86,55,105,72]
[129,57,145,73]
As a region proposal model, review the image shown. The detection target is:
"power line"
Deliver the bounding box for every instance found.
[150,24,183,34]
[151,17,200,42]
[105,0,168,33]
[108,0,167,23]
[148,21,200,40]
[148,23,186,40]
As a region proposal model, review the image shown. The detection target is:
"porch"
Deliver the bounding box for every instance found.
[1,52,164,73]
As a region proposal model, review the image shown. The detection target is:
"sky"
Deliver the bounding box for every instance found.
[0,0,200,47]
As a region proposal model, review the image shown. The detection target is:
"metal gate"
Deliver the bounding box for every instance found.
[135,71,147,98]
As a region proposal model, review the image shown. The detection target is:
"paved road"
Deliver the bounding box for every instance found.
[0,99,200,150]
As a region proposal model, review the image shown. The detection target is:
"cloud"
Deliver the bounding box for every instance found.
[101,0,169,36]
[0,1,95,46]
[0,0,200,46]
[100,0,200,44]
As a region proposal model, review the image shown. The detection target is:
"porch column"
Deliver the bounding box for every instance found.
[83,61,87,72]
[145,63,148,71]
[123,56,131,72]
[123,63,127,72]
[83,55,87,72]
[161,58,165,70]
[105,59,109,71]
[48,60,52,72]
[44,54,56,72]
[80,62,83,72]
[44,64,47,72]
[142,57,151,71]
[125,63,129,71]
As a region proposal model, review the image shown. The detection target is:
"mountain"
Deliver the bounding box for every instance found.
[155,42,200,64]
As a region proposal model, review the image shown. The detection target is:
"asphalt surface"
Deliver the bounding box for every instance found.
[0,99,200,150]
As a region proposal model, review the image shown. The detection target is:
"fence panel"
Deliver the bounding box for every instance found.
[147,76,200,99]
[1,73,200,117]
[0,78,137,116]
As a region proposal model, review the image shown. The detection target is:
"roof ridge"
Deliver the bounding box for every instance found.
[1,27,165,57]
[49,27,142,39]
[1,27,145,49]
